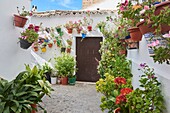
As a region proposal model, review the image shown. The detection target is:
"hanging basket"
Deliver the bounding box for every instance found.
[19,39,32,49]
[136,21,155,35]
[128,27,142,41]
[14,14,28,28]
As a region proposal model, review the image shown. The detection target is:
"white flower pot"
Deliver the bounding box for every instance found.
[51,77,57,84]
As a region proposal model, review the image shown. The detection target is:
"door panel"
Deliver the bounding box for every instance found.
[76,37,102,82]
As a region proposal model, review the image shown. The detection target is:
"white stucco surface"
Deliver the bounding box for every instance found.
[0,0,32,81]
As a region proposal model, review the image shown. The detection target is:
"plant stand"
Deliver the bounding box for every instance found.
[14,14,28,28]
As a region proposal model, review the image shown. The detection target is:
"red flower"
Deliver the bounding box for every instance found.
[115,94,126,104]
[120,88,133,95]
[114,77,126,85]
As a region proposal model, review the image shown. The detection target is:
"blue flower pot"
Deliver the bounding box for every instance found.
[82,33,86,39]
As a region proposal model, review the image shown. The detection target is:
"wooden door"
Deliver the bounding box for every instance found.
[76,37,102,82]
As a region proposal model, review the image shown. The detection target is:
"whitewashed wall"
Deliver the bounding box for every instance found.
[31,13,116,66]
[0,0,32,81]
[127,37,170,113]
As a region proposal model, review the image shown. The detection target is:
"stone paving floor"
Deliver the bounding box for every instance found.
[38,82,106,113]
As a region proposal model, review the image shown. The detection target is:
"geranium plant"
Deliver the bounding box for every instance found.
[19,24,39,43]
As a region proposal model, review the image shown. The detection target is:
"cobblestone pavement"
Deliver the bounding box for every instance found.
[38,82,106,113]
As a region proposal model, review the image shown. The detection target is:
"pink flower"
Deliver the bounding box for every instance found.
[163,31,170,38]
[148,40,159,47]
[144,5,150,10]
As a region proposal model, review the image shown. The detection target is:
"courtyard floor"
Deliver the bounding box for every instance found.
[39,82,106,113]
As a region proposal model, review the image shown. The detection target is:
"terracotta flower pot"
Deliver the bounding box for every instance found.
[154,1,170,34]
[48,43,53,48]
[119,50,127,55]
[33,47,38,52]
[87,25,92,31]
[31,104,37,113]
[67,28,73,34]
[67,41,72,46]
[128,27,142,41]
[136,21,155,35]
[161,24,170,34]
[61,77,68,85]
[77,29,81,34]
[67,48,71,53]
[114,108,121,113]
[154,1,170,15]
[14,14,28,28]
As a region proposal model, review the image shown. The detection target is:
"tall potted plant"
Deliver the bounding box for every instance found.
[42,63,53,83]
[55,53,76,85]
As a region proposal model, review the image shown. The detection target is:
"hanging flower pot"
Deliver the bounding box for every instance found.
[48,43,53,48]
[77,29,81,34]
[19,39,32,49]
[136,21,155,35]
[154,1,170,15]
[53,39,56,44]
[125,35,139,49]
[61,47,66,53]
[114,108,121,113]
[41,47,46,52]
[128,27,142,41]
[82,33,86,39]
[14,14,28,28]
[67,28,73,34]
[33,46,38,52]
[87,25,92,31]
[66,48,71,53]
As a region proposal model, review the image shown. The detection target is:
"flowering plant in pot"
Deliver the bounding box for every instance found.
[14,6,32,28]
[96,21,106,32]
[19,24,39,49]
[96,73,133,113]
[64,21,74,34]
[40,42,47,52]
[48,40,53,48]
[54,53,76,85]
[32,42,39,52]
[66,38,73,46]
[126,63,165,113]
[117,0,142,41]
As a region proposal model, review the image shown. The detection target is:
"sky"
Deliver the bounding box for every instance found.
[32,0,82,12]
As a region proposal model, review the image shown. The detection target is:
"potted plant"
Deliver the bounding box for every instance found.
[64,21,73,34]
[42,63,53,83]
[66,45,71,53]
[40,42,47,52]
[14,6,32,28]
[118,0,142,41]
[0,65,53,113]
[54,53,76,85]
[96,21,106,32]
[51,71,57,84]
[32,42,39,52]
[19,24,39,49]
[48,40,53,48]
[55,25,62,34]
[66,38,73,46]
[81,29,87,39]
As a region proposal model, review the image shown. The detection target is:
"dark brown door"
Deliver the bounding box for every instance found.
[76,37,102,82]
